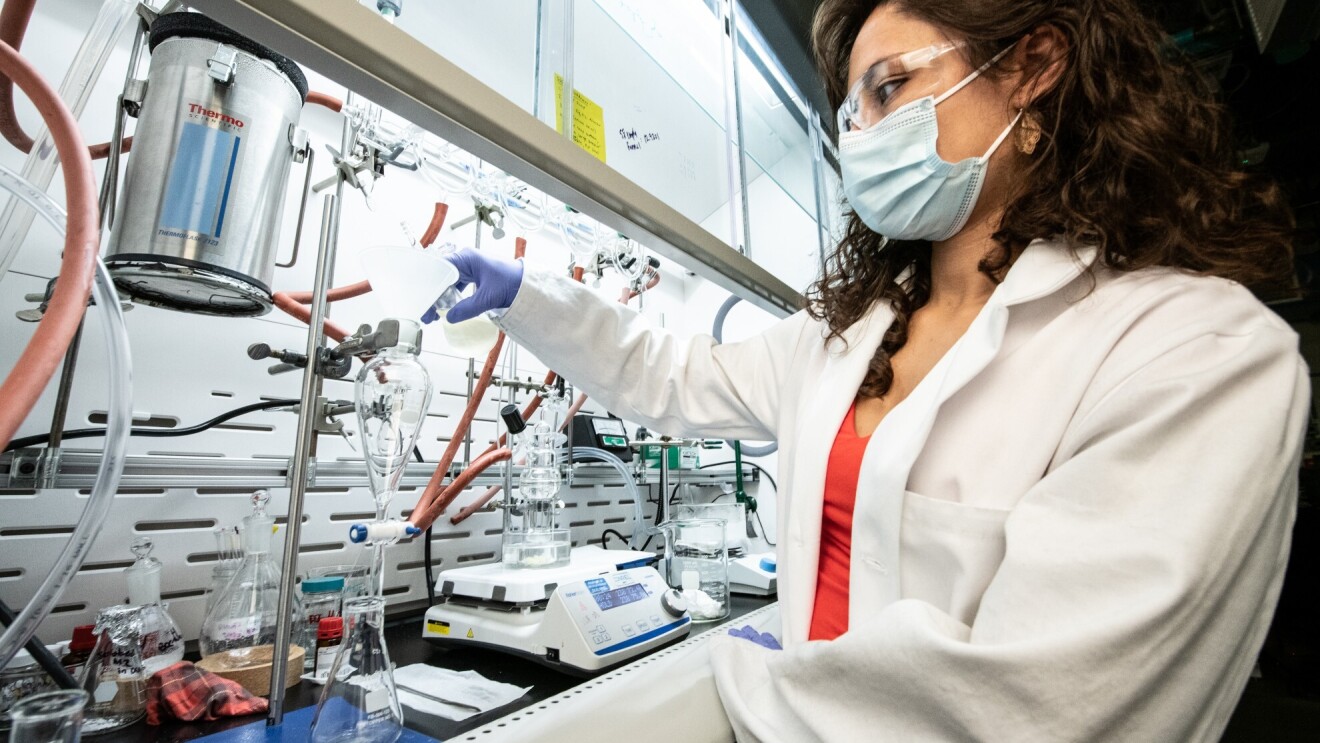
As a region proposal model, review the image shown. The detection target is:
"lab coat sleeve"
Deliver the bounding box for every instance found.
[710,320,1308,742]
[493,269,811,441]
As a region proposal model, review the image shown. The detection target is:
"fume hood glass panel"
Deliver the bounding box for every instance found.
[735,12,821,290]
[562,0,737,246]
[735,21,817,221]
[744,157,823,293]
[392,1,539,113]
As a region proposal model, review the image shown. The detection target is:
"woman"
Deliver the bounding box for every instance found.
[431,0,1307,739]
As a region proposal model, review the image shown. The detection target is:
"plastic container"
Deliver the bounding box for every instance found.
[360,246,459,321]
[307,565,370,601]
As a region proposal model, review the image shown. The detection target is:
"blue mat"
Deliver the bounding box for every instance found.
[194,700,439,743]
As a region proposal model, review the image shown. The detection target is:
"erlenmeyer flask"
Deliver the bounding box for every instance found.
[199,491,297,661]
[123,536,184,675]
[309,597,403,743]
[78,605,147,735]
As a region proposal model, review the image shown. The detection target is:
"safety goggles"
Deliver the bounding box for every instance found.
[836,41,964,135]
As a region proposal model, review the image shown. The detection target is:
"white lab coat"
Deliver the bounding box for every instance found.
[493,238,1308,742]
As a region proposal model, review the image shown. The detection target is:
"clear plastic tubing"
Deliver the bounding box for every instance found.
[0,0,144,279]
[0,163,133,668]
[569,447,647,548]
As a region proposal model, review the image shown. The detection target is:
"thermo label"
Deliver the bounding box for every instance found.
[158,103,246,243]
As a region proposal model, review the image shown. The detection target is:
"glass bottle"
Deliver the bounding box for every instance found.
[299,577,344,671]
[355,321,432,596]
[199,491,297,662]
[6,689,88,743]
[309,597,402,743]
[123,537,184,675]
[78,605,147,735]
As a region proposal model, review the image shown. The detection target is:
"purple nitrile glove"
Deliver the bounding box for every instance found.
[727,625,782,650]
[421,248,525,324]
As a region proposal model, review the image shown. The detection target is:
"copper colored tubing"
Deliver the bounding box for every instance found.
[419,202,448,248]
[409,334,505,520]
[0,40,100,450]
[272,292,350,342]
[412,447,512,531]
[305,90,343,112]
[284,280,371,305]
[450,390,588,525]
[0,0,129,159]
[514,236,527,260]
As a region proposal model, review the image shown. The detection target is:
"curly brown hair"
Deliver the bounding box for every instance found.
[809,0,1296,398]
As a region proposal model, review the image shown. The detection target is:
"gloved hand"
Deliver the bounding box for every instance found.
[421,248,524,324]
[727,625,782,650]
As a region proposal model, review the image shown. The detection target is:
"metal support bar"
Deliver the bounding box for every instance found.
[268,194,340,726]
[188,0,801,318]
[0,450,743,491]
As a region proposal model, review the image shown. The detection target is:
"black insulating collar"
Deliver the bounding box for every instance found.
[149,12,309,102]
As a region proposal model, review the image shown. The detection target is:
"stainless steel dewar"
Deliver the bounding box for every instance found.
[107,12,308,316]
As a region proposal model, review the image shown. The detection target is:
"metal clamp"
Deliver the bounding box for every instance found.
[207,44,239,84]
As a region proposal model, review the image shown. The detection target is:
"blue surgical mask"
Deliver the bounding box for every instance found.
[839,52,1021,243]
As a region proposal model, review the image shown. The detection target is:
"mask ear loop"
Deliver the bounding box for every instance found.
[933,44,1017,105]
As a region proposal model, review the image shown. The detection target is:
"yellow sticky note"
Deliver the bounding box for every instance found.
[555,74,607,163]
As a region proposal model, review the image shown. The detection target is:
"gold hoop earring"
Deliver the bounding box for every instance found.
[1016,110,1042,155]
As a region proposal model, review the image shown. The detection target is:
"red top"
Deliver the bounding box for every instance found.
[809,402,872,641]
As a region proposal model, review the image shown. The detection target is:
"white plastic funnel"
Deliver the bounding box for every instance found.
[360,246,459,320]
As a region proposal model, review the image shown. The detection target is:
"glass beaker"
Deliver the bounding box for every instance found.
[674,502,750,558]
[662,518,729,622]
[310,597,403,743]
[6,690,88,743]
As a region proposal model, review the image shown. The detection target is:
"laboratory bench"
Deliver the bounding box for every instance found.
[97,594,775,742]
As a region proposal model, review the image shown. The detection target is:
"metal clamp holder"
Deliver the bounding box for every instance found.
[206,44,239,84]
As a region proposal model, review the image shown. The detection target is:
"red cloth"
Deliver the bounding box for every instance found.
[146,661,268,725]
[809,402,872,641]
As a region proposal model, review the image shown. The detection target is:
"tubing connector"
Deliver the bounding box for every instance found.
[348,520,420,545]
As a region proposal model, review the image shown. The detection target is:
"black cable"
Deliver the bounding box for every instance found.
[755,510,777,547]
[411,445,438,608]
[3,398,300,453]
[601,528,630,549]
[0,597,79,690]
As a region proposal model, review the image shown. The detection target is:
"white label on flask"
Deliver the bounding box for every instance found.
[215,616,261,642]
[365,686,389,714]
[315,644,339,675]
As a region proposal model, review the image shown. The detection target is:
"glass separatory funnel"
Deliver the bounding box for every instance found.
[199,491,297,661]
[78,605,148,735]
[309,597,403,743]
[123,537,184,675]
[351,320,432,597]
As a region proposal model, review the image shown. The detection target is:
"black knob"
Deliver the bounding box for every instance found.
[500,404,527,435]
[247,343,274,360]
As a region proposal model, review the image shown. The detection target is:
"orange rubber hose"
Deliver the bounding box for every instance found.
[0,40,100,449]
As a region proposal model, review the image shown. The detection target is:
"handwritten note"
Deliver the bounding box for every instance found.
[618,127,661,151]
[555,75,607,163]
